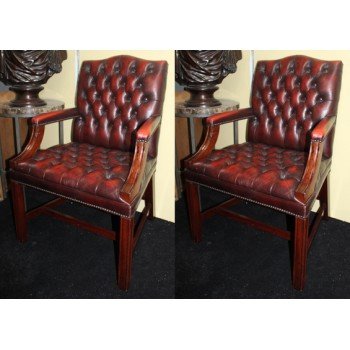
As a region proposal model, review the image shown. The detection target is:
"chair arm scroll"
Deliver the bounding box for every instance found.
[310,115,336,142]
[136,114,162,142]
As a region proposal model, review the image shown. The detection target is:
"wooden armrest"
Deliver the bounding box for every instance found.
[120,115,162,203]
[295,116,336,204]
[31,108,80,125]
[136,114,161,141]
[206,107,255,126]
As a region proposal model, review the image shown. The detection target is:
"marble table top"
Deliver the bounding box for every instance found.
[175,99,239,119]
[0,99,64,118]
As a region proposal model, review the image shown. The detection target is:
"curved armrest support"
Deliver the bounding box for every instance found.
[120,115,162,203]
[206,107,255,126]
[10,124,45,168]
[184,124,220,167]
[10,108,81,169]
[31,108,80,125]
[295,116,336,204]
[185,108,255,167]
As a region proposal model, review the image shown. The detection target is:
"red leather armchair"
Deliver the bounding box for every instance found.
[184,55,342,290]
[9,55,168,290]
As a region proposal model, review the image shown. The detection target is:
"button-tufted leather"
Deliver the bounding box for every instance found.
[249,56,342,158]
[185,142,331,217]
[74,55,168,155]
[189,143,308,201]
[15,143,132,201]
[11,143,156,216]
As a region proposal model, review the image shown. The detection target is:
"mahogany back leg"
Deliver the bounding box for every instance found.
[318,176,329,221]
[143,175,154,220]
[10,180,28,243]
[185,180,202,243]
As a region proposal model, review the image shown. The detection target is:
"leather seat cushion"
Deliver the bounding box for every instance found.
[11,142,155,216]
[185,142,330,217]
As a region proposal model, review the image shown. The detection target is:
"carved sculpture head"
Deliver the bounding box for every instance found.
[0,50,67,107]
[175,50,242,107]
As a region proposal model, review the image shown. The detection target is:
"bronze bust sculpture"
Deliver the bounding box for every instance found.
[175,50,242,107]
[0,50,67,107]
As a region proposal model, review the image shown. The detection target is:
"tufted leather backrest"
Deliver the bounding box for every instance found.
[73,55,168,156]
[248,56,342,157]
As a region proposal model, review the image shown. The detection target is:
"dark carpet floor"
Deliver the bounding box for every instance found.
[0,188,175,298]
[176,187,350,298]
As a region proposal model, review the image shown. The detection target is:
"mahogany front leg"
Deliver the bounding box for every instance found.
[117,217,134,291]
[292,216,309,290]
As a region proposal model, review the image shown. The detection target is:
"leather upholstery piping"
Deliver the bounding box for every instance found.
[189,180,309,218]
[15,161,157,219]
[16,181,131,218]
